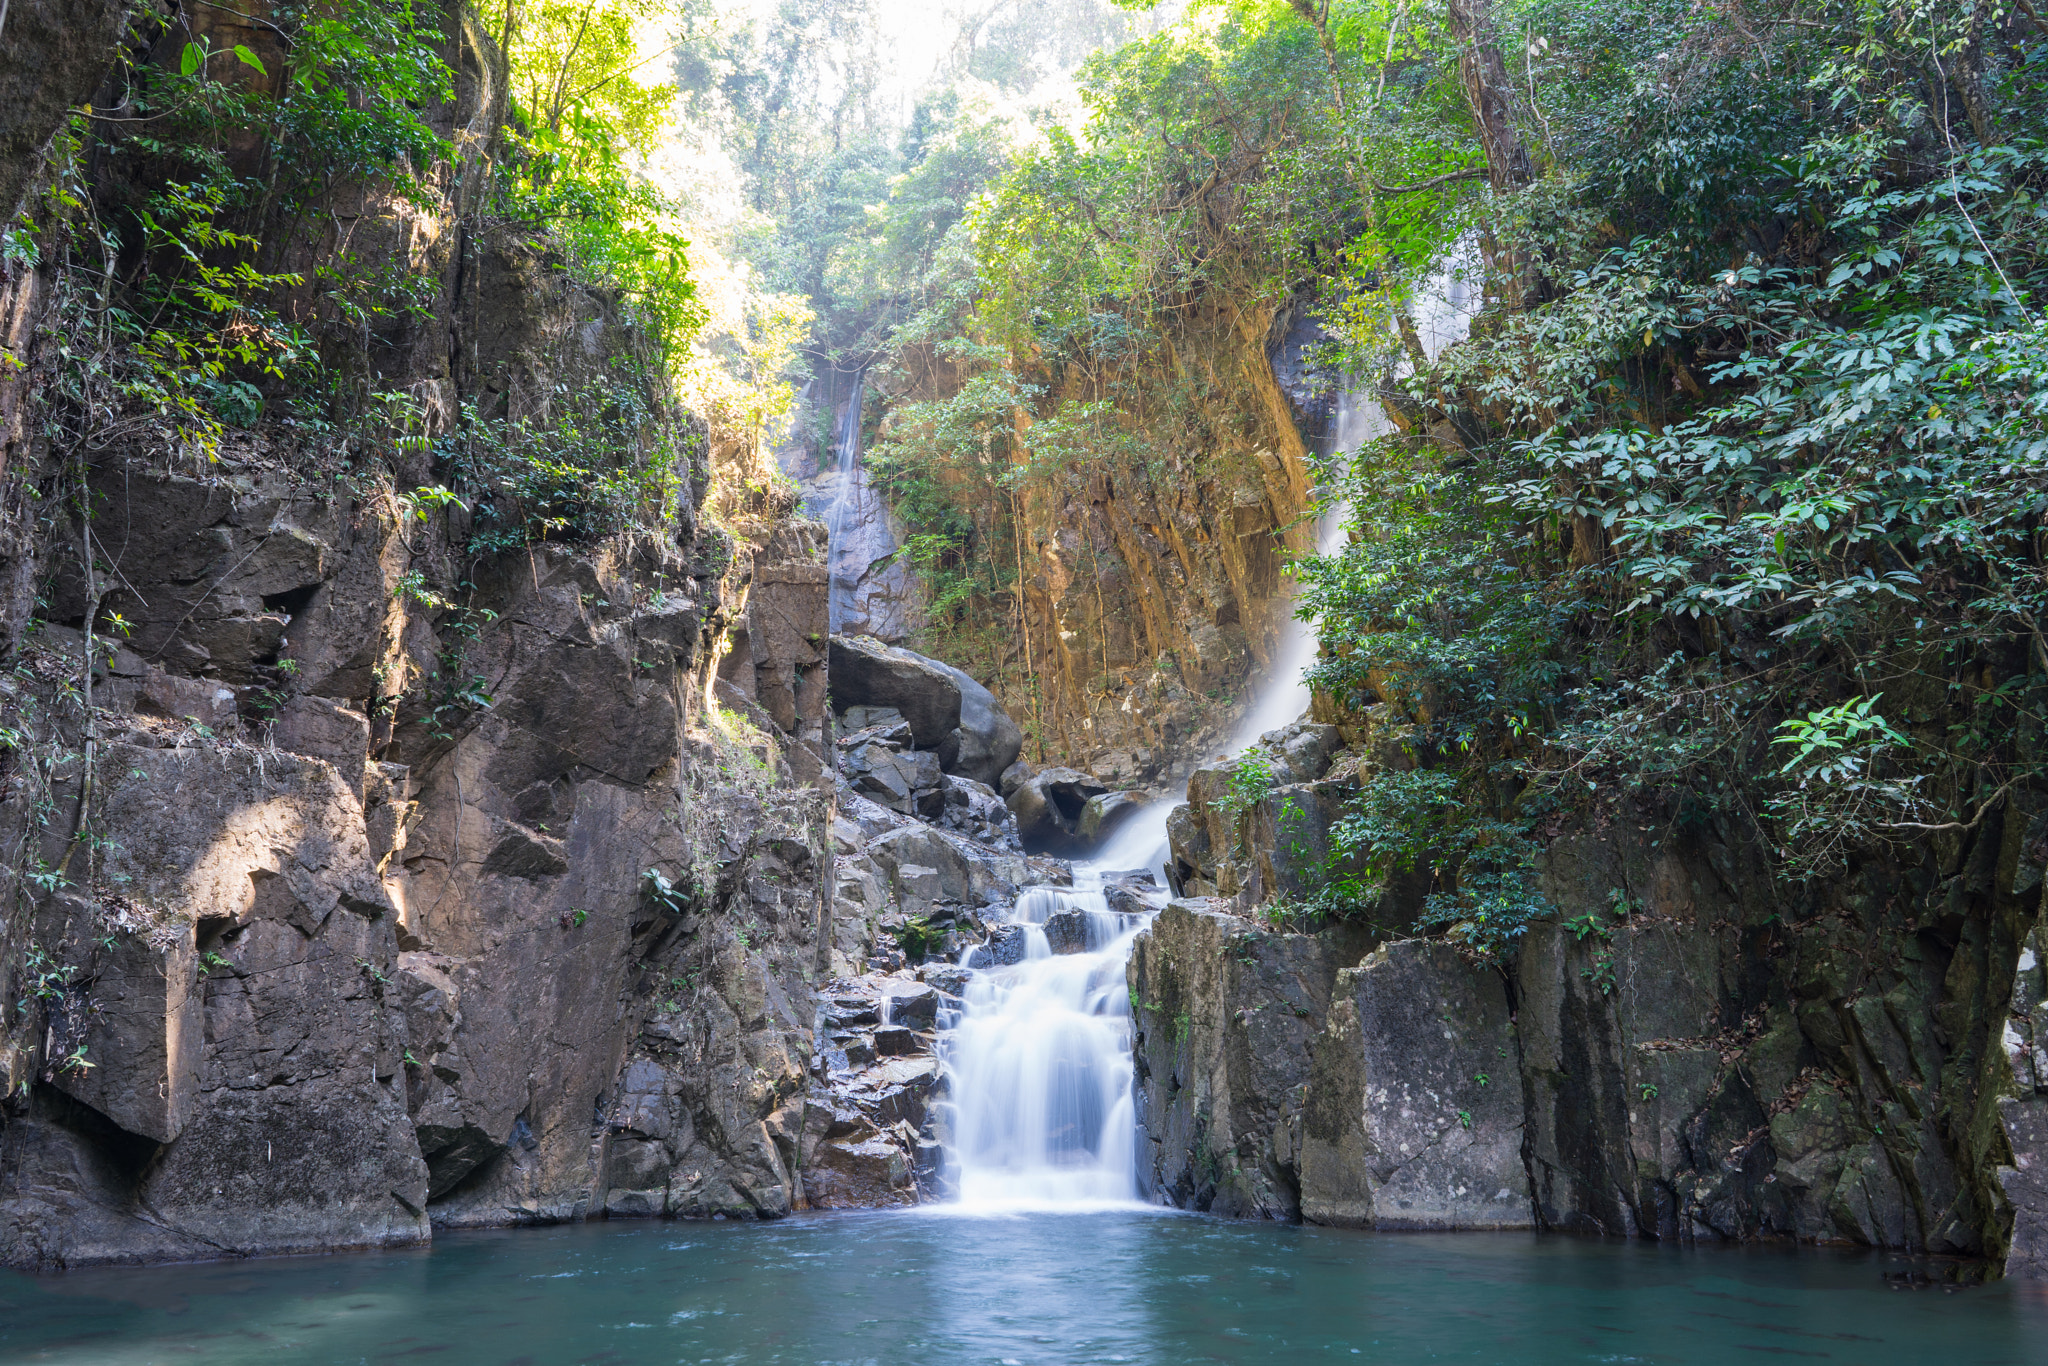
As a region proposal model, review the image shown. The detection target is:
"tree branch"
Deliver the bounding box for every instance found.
[1372,166,1489,195]
[1887,779,2018,833]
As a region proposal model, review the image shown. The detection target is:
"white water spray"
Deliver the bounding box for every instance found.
[939,873,1147,1211]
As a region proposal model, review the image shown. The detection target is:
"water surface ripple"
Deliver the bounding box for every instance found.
[4,1211,2039,1364]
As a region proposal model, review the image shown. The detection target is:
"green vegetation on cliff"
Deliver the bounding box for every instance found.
[692,0,2048,967]
[27,0,707,538]
[1290,0,2048,957]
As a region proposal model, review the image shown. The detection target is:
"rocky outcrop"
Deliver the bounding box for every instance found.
[829,636,962,747]
[4,735,428,1265]
[1168,719,1362,902]
[1126,899,1370,1217]
[868,298,1329,786]
[1135,762,2048,1273]
[1299,941,1529,1230]
[0,469,838,1263]
[1998,921,2048,1275]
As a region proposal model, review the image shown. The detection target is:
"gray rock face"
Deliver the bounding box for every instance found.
[936,775,1021,850]
[1299,941,1530,1230]
[880,980,941,1029]
[840,736,945,816]
[1158,750,2048,1270]
[0,0,130,225]
[1127,900,1372,1219]
[800,1091,917,1209]
[920,964,973,998]
[841,705,911,741]
[968,924,1032,968]
[872,1025,928,1057]
[1042,909,1094,955]
[866,822,1030,911]
[0,8,844,1271]
[2000,926,2048,1276]
[11,749,431,1264]
[2,492,835,1268]
[1104,877,1162,917]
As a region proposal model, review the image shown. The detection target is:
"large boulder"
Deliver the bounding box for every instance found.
[828,635,1022,785]
[830,635,960,746]
[1126,900,1371,1219]
[924,658,1025,786]
[1298,940,1532,1230]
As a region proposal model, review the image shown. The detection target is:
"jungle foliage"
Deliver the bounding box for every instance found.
[1289,0,2048,960]
[27,0,706,547]
[728,0,2048,961]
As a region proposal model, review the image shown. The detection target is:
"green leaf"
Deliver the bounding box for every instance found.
[179,42,203,77]
[233,44,267,76]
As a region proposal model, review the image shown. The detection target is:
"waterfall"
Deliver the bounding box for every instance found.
[931,262,1475,1211]
[815,375,918,638]
[932,428,1368,1212]
[938,816,1171,1212]
[824,380,865,634]
[940,881,1144,1209]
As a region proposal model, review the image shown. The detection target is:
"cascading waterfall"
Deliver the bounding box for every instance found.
[933,263,1475,1211]
[936,468,1357,1211]
[938,814,1170,1210]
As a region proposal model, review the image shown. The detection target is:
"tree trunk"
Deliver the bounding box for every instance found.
[1951,1,2002,148]
[1444,0,1533,190]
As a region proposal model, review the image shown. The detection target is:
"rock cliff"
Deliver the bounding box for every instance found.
[0,0,837,1267]
[842,298,1334,791]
